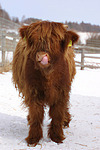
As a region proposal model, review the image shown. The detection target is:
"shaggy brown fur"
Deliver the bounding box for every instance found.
[12,21,79,146]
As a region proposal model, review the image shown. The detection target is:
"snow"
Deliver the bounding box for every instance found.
[72,69,100,97]
[77,32,100,44]
[0,68,100,150]
[5,36,19,42]
[6,36,13,40]
[6,29,18,35]
[77,32,91,44]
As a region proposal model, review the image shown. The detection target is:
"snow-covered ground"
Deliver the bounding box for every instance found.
[0,68,100,150]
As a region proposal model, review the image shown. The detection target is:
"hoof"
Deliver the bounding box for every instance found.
[25,137,39,146]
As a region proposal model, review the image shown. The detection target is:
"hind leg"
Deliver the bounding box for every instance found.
[63,108,71,127]
[26,102,44,145]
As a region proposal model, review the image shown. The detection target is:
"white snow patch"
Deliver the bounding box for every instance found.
[77,32,91,44]
[6,36,13,40]
[72,69,100,97]
[77,32,100,44]
[6,29,19,35]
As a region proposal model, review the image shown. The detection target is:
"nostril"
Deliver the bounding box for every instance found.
[36,54,40,61]
[37,53,40,58]
[37,55,40,59]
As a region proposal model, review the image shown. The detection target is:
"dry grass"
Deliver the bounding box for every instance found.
[0,62,12,74]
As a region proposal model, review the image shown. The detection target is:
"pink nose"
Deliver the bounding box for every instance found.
[41,55,48,65]
[36,52,49,65]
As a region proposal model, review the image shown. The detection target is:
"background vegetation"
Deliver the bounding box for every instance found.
[0,4,100,33]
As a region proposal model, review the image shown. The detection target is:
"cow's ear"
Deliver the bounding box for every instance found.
[62,31,79,50]
[19,25,33,46]
[66,31,79,45]
[19,25,29,39]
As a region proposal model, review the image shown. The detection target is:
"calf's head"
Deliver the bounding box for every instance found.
[19,21,79,69]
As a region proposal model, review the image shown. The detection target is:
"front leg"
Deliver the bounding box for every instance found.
[48,102,65,143]
[26,101,44,145]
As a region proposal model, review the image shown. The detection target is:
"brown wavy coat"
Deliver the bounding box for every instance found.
[12,21,79,145]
